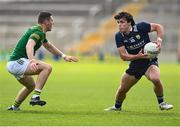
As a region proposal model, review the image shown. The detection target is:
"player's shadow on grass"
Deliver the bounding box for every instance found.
[119,110,179,117]
[16,110,108,116]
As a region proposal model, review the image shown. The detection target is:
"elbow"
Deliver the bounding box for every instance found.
[43,43,52,51]
[158,24,164,29]
[156,24,164,32]
[121,57,127,61]
[158,24,164,31]
[120,54,129,61]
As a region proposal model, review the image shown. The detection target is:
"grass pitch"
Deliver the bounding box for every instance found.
[0,58,180,126]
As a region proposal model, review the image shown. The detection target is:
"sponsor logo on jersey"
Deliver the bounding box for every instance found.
[127,40,145,50]
[129,37,136,43]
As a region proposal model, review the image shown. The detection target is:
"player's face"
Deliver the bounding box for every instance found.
[45,16,54,31]
[116,18,131,34]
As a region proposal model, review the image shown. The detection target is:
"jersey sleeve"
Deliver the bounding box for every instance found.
[29,32,41,42]
[115,32,124,48]
[29,31,45,43]
[136,22,151,33]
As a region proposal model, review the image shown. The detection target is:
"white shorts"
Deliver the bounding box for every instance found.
[7,58,30,80]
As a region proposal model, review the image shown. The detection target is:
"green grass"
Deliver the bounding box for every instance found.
[0,58,180,126]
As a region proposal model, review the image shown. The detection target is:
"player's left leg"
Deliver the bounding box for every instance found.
[145,65,163,96]
[104,73,139,111]
[24,60,52,106]
[145,65,173,110]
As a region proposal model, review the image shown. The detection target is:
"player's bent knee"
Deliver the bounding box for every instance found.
[150,77,160,84]
[45,64,52,73]
[27,85,35,91]
[153,79,161,85]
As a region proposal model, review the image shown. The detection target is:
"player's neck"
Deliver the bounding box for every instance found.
[39,24,47,33]
[124,26,132,35]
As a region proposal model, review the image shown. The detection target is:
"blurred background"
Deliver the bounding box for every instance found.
[0,0,179,62]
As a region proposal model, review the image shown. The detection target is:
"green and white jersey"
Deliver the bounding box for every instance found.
[9,24,48,61]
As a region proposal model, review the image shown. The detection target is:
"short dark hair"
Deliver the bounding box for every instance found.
[38,11,52,24]
[114,11,135,26]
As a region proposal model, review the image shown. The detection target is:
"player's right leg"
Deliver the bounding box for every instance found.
[105,73,139,111]
[7,76,35,110]
[24,59,52,106]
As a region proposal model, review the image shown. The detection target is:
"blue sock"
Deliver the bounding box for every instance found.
[115,100,122,108]
[157,96,164,104]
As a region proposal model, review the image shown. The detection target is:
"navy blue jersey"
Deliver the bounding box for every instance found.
[115,22,157,69]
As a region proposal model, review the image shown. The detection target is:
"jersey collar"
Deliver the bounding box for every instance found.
[121,26,133,37]
[36,24,43,32]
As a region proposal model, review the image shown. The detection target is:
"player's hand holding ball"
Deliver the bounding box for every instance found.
[144,42,160,59]
[137,49,149,59]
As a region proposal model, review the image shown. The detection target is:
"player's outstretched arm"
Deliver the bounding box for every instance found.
[43,42,78,62]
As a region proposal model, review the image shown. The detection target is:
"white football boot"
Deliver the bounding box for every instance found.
[104,106,121,111]
[7,105,20,111]
[159,102,173,110]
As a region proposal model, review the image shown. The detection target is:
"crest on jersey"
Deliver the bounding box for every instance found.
[136,34,141,40]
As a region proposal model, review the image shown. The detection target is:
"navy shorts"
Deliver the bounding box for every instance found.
[125,60,158,79]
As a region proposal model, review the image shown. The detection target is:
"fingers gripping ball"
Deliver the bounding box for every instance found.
[144,42,159,59]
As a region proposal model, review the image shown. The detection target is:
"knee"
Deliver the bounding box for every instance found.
[149,76,161,84]
[45,64,52,73]
[27,85,35,91]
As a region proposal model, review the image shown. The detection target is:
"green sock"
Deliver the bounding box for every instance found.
[14,101,21,107]
[32,89,41,98]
